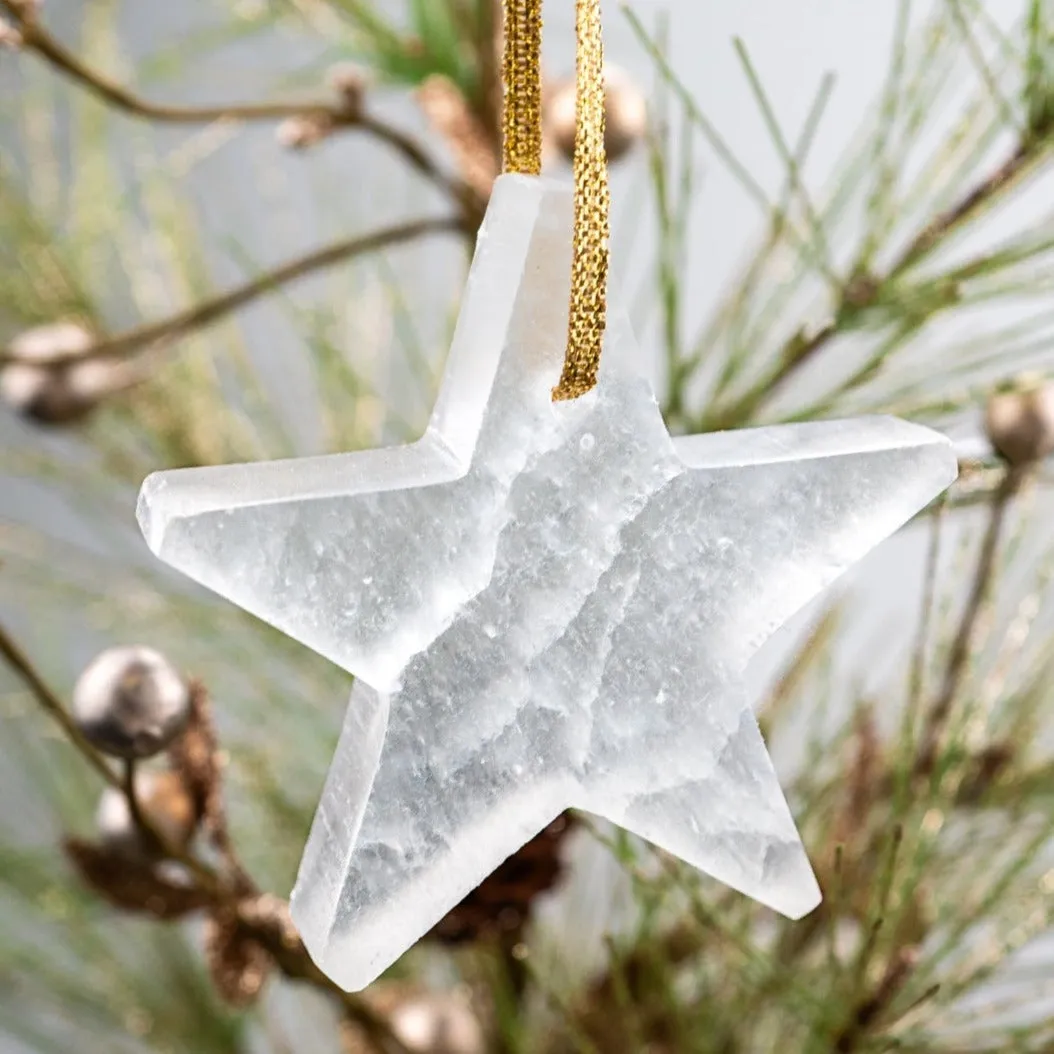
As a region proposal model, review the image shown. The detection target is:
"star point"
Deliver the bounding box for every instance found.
[138,173,956,990]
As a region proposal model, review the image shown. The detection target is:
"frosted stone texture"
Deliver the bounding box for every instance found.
[137,175,957,991]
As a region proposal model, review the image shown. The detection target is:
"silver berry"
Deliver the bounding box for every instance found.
[73,646,191,759]
[0,321,134,424]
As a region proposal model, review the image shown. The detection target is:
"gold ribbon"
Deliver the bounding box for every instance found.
[501,0,610,401]
[501,0,543,176]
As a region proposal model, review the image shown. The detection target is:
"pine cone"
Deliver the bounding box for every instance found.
[431,812,574,945]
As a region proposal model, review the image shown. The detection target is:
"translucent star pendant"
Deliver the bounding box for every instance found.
[137,175,957,990]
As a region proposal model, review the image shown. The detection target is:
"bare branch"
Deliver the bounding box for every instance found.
[0,216,462,366]
[0,619,120,788]
[0,0,485,226]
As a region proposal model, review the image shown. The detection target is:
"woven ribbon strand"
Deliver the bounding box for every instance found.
[501,0,543,176]
[552,0,609,401]
[501,0,610,401]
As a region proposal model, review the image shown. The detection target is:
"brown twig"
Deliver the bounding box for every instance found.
[913,466,1023,779]
[0,619,120,788]
[120,757,147,831]
[1,0,485,226]
[892,142,1046,273]
[0,217,461,366]
[926,457,1054,515]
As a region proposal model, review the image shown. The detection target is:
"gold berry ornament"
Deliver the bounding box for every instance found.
[984,378,1054,467]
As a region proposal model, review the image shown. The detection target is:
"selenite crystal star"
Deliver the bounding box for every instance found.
[137,175,957,991]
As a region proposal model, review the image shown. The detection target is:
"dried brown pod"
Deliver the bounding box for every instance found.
[545,64,647,164]
[63,837,210,919]
[96,768,198,853]
[984,378,1054,466]
[204,906,273,1007]
[72,645,191,759]
[166,681,223,837]
[0,321,134,424]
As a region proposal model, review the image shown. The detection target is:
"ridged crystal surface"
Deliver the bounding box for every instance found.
[137,175,957,991]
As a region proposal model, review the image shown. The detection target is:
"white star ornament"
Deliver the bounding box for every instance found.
[137,174,957,991]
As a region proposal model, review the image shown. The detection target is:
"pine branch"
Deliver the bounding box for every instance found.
[702,136,1053,430]
[893,140,1046,271]
[0,216,462,366]
[5,2,1054,1049]
[913,466,1023,778]
[830,947,930,1052]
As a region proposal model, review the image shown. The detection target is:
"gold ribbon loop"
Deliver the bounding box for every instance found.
[552,0,609,401]
[501,0,610,401]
